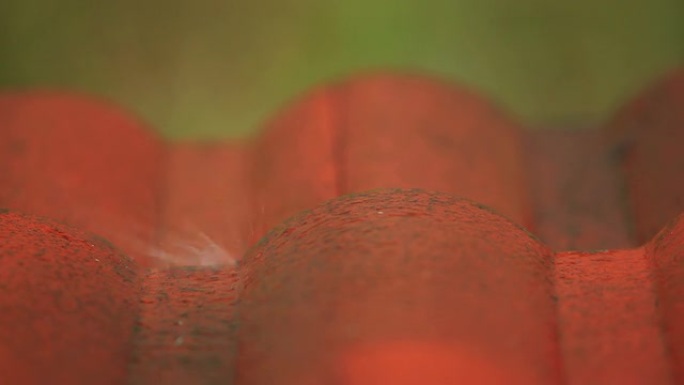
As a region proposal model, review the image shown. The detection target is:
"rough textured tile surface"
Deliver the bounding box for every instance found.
[2,70,684,384]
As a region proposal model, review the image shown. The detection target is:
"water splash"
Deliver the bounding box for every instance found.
[146,224,237,267]
[58,205,239,268]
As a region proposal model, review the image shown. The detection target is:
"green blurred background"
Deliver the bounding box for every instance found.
[1,0,683,140]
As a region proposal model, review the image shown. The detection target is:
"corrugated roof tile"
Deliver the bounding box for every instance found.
[1,70,683,384]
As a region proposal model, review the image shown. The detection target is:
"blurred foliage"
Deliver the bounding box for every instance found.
[1,0,683,139]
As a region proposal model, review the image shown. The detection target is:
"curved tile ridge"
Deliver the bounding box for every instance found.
[236,189,562,385]
[0,210,139,385]
[0,73,536,264]
[646,213,684,384]
[248,85,339,243]
[605,68,684,243]
[249,72,532,242]
[340,74,531,227]
[4,188,684,384]
[0,91,166,263]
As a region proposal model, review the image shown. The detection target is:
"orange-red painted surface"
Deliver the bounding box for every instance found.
[1,70,684,384]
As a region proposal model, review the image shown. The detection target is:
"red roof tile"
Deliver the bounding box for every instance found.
[1,70,683,384]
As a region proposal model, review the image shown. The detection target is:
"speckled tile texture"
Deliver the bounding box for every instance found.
[1,70,684,384]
